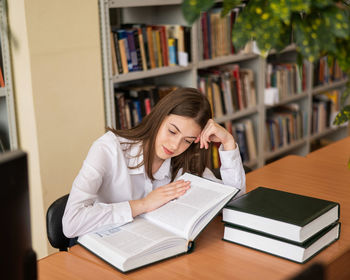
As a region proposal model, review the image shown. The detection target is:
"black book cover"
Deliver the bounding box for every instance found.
[224,187,339,227]
[184,26,192,62]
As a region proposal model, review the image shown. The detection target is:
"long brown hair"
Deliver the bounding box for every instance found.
[108,87,212,181]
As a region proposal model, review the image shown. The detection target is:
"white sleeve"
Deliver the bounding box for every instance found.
[62,137,133,238]
[202,143,246,196]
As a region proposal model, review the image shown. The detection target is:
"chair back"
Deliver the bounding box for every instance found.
[46,194,70,251]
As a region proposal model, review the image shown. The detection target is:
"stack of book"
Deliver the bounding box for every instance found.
[312,90,342,134]
[313,56,346,86]
[110,24,191,75]
[265,62,308,99]
[114,85,178,129]
[198,64,257,117]
[222,187,340,263]
[265,103,307,152]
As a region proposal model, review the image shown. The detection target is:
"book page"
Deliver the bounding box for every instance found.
[78,217,184,262]
[144,173,238,240]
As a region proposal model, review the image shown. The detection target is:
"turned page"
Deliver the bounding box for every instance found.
[78,217,185,262]
[143,173,239,239]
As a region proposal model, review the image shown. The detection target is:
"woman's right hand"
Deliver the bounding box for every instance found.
[129,180,191,217]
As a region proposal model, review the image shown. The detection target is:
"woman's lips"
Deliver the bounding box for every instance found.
[163,146,174,155]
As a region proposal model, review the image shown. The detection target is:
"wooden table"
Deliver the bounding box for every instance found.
[38,251,118,280]
[246,155,350,280]
[39,139,350,280]
[306,136,350,166]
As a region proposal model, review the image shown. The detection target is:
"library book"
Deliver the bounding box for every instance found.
[222,186,339,243]
[78,173,240,272]
[223,222,340,263]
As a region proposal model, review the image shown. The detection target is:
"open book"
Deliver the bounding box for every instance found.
[78,173,240,272]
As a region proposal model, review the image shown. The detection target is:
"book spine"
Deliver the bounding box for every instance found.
[141,27,151,69]
[146,26,156,69]
[117,30,133,72]
[154,29,163,67]
[201,12,209,60]
[137,28,148,71]
[168,38,177,66]
[232,65,244,110]
[126,31,138,71]
[144,98,151,115]
[118,39,129,74]
[0,67,4,87]
[132,29,143,71]
[111,31,124,74]
[109,32,118,75]
[159,26,169,67]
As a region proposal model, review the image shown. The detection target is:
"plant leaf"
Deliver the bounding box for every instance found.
[312,0,333,8]
[182,0,215,25]
[333,105,350,125]
[233,2,284,52]
[221,0,242,17]
[269,0,312,24]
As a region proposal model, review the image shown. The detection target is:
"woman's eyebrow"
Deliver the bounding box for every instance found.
[169,123,197,139]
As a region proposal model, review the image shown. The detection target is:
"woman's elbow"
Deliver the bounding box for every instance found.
[62,213,78,238]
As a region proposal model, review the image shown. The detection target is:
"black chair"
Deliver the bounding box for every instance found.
[289,262,325,280]
[212,165,252,180]
[46,194,71,251]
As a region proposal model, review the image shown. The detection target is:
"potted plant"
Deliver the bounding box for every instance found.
[182,0,350,167]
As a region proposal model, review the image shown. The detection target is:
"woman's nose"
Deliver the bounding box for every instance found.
[169,137,181,150]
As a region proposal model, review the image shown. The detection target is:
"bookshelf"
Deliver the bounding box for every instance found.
[0,0,17,153]
[99,0,349,170]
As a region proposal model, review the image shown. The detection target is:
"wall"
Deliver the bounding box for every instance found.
[8,0,105,258]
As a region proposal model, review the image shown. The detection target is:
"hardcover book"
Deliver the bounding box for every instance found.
[223,222,340,263]
[78,173,239,272]
[222,186,339,243]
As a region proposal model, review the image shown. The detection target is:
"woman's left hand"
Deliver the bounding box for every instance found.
[195,119,236,151]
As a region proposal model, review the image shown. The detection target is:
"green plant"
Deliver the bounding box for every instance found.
[182,0,350,126]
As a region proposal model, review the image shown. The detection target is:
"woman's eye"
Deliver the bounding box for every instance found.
[185,139,192,144]
[168,130,176,134]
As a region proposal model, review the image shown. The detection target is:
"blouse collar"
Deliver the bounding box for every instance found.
[122,139,171,180]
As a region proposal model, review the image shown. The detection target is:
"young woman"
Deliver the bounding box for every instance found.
[62,87,245,238]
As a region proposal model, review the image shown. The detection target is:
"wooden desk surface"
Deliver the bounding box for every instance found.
[69,216,303,280]
[67,155,350,280]
[38,251,118,280]
[39,139,350,280]
[246,155,350,280]
[306,136,350,166]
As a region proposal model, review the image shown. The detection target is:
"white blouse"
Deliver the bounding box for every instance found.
[62,131,246,238]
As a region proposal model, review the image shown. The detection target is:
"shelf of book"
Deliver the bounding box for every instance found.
[310,125,348,142]
[112,64,193,83]
[109,0,182,8]
[264,138,307,161]
[214,107,258,124]
[265,91,309,109]
[312,78,349,95]
[197,53,258,69]
[99,1,349,171]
